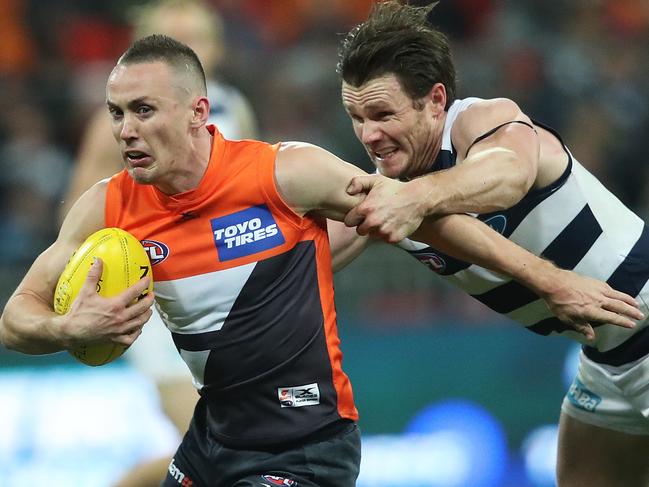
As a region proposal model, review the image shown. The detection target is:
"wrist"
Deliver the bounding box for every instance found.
[49,313,74,349]
[411,175,440,217]
[516,258,561,297]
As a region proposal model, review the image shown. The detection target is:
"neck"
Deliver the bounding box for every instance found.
[156,130,213,195]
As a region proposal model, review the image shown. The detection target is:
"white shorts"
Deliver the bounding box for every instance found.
[561,351,649,435]
[123,305,193,384]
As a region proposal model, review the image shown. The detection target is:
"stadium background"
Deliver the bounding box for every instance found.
[1,1,648,486]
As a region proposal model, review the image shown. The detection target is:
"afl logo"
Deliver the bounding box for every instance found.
[141,240,169,265]
[261,475,297,486]
[416,252,446,274]
[483,214,507,235]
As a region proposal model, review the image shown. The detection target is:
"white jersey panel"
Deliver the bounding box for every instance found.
[571,160,644,248]
[154,262,256,334]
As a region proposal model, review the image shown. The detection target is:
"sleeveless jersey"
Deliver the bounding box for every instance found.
[105,126,358,447]
[399,98,649,366]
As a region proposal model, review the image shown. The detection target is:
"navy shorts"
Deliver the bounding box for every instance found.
[161,418,361,487]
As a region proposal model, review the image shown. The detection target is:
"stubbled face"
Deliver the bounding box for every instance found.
[342,74,442,179]
[106,61,194,190]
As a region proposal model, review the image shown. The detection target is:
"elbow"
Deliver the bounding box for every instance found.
[0,315,16,351]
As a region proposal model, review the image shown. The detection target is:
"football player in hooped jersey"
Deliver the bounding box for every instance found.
[0,35,643,487]
[338,2,649,486]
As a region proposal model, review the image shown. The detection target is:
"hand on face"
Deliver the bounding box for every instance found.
[343,174,428,243]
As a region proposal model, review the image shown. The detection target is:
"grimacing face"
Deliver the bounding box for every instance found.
[106,61,197,193]
[341,74,442,179]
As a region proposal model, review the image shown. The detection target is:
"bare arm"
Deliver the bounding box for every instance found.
[274,142,368,220]
[327,219,371,272]
[412,216,643,338]
[0,182,153,354]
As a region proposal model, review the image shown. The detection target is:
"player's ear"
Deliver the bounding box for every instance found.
[428,83,447,115]
[190,96,210,128]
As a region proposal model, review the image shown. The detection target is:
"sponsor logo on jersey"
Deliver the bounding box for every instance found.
[261,475,297,486]
[168,458,194,486]
[211,205,285,261]
[414,251,446,274]
[278,383,320,408]
[141,239,170,265]
[483,214,507,234]
[567,378,601,412]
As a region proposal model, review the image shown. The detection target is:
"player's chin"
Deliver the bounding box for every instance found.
[128,167,155,184]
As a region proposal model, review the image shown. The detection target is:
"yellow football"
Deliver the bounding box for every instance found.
[53,227,153,366]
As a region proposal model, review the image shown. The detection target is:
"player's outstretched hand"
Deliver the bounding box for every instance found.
[58,258,154,347]
[540,269,644,341]
[344,175,427,243]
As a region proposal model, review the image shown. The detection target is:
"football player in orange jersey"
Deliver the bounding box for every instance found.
[59,2,259,485]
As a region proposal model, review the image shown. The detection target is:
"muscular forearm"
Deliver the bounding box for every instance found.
[413,214,556,292]
[413,148,532,216]
[0,293,66,354]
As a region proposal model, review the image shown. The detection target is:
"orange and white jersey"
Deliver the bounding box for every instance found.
[105,126,357,447]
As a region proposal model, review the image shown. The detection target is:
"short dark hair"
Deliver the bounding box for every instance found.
[337,1,456,109]
[118,34,207,95]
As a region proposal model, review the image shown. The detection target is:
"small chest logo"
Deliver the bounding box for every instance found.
[261,475,297,486]
[210,205,285,261]
[413,251,446,274]
[278,383,320,408]
[141,240,170,265]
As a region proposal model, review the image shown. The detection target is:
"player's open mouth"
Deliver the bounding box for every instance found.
[125,150,151,165]
[373,148,398,162]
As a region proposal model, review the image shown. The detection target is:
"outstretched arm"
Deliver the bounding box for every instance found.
[274,143,642,337]
[413,216,642,339]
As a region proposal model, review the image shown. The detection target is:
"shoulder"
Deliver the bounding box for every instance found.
[277,141,343,165]
[277,141,355,176]
[451,98,528,154]
[278,140,321,156]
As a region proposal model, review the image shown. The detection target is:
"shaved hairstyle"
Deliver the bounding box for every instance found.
[117,34,207,97]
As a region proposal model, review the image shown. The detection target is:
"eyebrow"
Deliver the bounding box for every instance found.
[106,97,152,111]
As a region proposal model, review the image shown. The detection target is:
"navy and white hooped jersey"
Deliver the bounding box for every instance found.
[399,97,649,366]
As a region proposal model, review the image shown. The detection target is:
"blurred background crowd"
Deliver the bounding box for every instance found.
[1,1,649,486]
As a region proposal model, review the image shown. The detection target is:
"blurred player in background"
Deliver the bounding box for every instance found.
[59,1,258,486]
[338,2,649,486]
